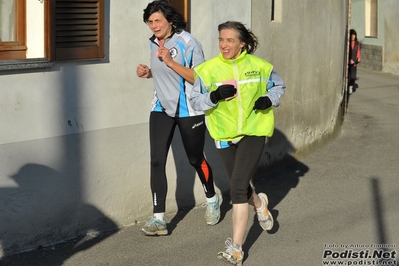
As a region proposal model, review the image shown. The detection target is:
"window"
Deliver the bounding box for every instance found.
[365,0,378,37]
[49,0,105,61]
[0,0,27,60]
[168,0,190,31]
[271,0,282,22]
[0,0,104,63]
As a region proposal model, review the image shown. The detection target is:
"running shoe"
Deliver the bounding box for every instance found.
[205,194,223,225]
[217,238,244,265]
[256,193,274,231]
[141,216,168,236]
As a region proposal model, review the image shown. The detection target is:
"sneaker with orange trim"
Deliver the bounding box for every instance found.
[217,238,243,265]
[256,193,274,231]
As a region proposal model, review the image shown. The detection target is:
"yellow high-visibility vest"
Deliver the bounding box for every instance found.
[194,50,275,142]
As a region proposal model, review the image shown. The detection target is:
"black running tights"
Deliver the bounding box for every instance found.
[149,112,215,213]
[217,136,265,204]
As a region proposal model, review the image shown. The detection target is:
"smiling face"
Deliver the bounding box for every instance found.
[147,11,173,42]
[219,29,245,60]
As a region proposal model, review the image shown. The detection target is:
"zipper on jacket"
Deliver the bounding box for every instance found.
[232,59,243,135]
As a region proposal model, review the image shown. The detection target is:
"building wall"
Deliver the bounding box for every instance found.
[0,0,348,256]
[361,43,383,71]
[350,0,399,74]
[350,0,384,71]
[382,1,399,75]
[252,0,348,158]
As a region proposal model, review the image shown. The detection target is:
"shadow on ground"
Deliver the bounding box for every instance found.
[243,129,310,260]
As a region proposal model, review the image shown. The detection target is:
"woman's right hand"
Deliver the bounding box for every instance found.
[136,64,151,78]
[210,84,237,104]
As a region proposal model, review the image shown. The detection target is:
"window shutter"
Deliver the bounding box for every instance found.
[54,0,104,61]
[168,0,190,32]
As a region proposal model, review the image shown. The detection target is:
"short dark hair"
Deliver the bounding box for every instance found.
[218,21,259,54]
[143,0,186,32]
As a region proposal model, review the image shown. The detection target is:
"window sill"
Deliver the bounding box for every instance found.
[0,58,55,71]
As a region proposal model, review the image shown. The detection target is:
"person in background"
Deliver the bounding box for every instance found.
[190,21,286,265]
[136,0,222,236]
[348,29,361,94]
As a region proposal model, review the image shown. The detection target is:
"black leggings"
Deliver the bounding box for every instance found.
[149,112,215,213]
[218,136,265,204]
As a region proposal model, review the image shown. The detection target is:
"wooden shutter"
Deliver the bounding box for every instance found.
[167,0,190,32]
[53,0,104,61]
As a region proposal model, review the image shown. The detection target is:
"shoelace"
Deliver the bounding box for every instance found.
[205,198,218,214]
[147,216,165,226]
[257,208,270,221]
[256,197,270,221]
[224,238,242,257]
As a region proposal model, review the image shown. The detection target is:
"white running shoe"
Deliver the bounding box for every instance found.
[205,194,223,225]
[217,238,243,265]
[141,216,168,236]
[256,193,274,231]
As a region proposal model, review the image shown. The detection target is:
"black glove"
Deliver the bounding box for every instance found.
[210,84,237,104]
[253,96,272,110]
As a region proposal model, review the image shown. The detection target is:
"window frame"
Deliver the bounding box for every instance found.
[365,0,378,38]
[1,0,105,65]
[0,0,27,60]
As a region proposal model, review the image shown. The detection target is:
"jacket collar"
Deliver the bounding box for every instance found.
[149,30,177,45]
[217,49,248,64]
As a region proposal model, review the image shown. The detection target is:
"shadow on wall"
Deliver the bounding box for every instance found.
[0,45,116,262]
[0,164,118,265]
[0,3,115,261]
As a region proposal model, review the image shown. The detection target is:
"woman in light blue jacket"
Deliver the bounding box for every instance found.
[136,0,222,237]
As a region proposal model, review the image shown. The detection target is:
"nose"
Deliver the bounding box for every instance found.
[149,21,158,30]
[219,40,228,48]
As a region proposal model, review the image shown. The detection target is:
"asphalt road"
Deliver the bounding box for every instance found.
[1,68,398,266]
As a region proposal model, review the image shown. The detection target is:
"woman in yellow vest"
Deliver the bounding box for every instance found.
[190,21,286,265]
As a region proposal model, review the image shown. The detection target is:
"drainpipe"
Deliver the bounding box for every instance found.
[343,0,351,114]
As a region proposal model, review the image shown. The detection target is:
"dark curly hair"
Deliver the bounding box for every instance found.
[218,21,258,54]
[143,0,186,33]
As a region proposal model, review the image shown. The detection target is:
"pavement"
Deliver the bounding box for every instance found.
[1,68,398,266]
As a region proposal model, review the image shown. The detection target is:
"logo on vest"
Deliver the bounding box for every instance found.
[245,70,260,77]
